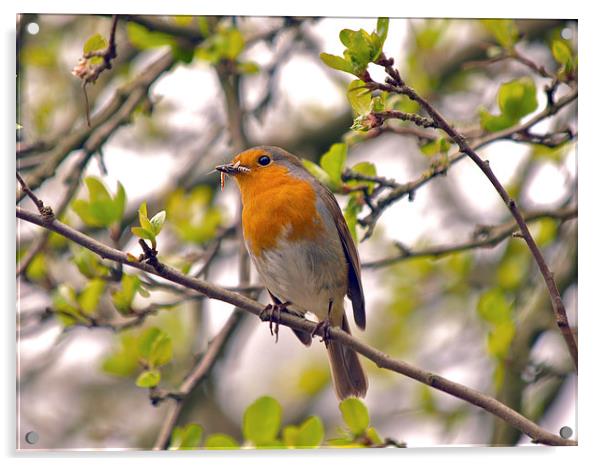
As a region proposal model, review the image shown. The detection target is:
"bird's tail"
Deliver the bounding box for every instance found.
[326,314,368,400]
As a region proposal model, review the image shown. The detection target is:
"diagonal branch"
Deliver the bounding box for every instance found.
[16,206,576,446]
[363,206,577,269]
[364,54,577,370]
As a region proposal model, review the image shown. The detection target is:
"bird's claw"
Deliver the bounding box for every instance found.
[259,301,290,343]
[312,318,333,346]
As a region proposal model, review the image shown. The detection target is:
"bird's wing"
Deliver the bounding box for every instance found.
[319,185,366,330]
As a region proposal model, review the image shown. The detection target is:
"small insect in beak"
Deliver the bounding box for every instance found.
[215,161,250,191]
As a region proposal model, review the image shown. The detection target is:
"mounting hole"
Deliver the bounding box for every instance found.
[559,426,573,439]
[25,431,39,445]
[26,22,39,35]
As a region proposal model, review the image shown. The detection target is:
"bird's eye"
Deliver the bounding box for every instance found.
[257,155,271,166]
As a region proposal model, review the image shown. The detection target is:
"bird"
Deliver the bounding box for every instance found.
[216,146,368,400]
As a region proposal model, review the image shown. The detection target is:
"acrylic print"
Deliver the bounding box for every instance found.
[16,15,577,450]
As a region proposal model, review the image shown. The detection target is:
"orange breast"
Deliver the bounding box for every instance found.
[236,165,324,256]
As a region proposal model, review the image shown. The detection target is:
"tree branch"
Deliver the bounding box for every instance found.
[364,54,578,370]
[18,50,177,203]
[16,206,576,446]
[363,206,577,269]
[358,88,577,239]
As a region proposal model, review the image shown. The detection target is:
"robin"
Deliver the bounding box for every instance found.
[216,146,368,400]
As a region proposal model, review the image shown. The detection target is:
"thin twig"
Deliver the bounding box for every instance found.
[365,54,578,370]
[363,206,577,268]
[16,207,576,447]
[357,88,577,239]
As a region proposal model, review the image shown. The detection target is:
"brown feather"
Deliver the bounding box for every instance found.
[317,185,366,329]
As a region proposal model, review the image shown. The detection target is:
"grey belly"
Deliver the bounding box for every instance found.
[251,237,348,319]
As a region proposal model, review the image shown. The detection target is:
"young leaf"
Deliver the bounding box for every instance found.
[552,40,572,66]
[376,18,389,44]
[204,433,239,449]
[347,80,372,116]
[320,143,347,189]
[130,226,155,242]
[319,53,354,74]
[148,332,173,368]
[114,182,127,222]
[302,159,333,187]
[138,202,154,232]
[481,19,519,50]
[127,23,176,50]
[111,273,142,314]
[477,288,512,325]
[135,369,161,388]
[85,177,112,203]
[339,398,370,435]
[242,396,282,446]
[78,278,106,315]
[169,424,203,450]
[497,77,538,120]
[150,211,166,235]
[344,196,362,244]
[83,33,108,54]
[487,321,516,358]
[295,416,324,448]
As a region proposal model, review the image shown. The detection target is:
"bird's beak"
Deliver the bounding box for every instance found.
[215,161,249,175]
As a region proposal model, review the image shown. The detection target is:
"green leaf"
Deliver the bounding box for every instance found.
[295,416,324,448]
[487,321,516,358]
[347,80,371,116]
[302,159,333,187]
[224,28,244,59]
[497,77,538,120]
[319,53,354,74]
[25,253,47,282]
[135,369,161,388]
[114,182,127,222]
[83,33,108,54]
[496,255,528,290]
[282,425,300,447]
[126,23,176,50]
[52,285,80,324]
[376,18,389,44]
[536,218,558,247]
[137,202,154,232]
[149,211,166,235]
[204,433,239,449]
[85,177,111,204]
[344,196,362,244]
[138,327,162,358]
[365,426,383,445]
[242,396,282,446]
[78,278,105,315]
[339,398,369,435]
[237,61,260,74]
[320,143,347,189]
[551,39,575,73]
[169,423,203,450]
[111,273,142,314]
[479,109,516,132]
[148,332,173,368]
[130,226,155,242]
[477,288,512,325]
[481,19,519,49]
[101,334,139,376]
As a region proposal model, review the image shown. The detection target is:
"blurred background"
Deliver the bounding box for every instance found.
[16,15,577,449]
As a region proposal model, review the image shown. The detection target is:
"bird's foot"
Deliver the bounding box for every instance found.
[259,301,290,343]
[312,318,333,346]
